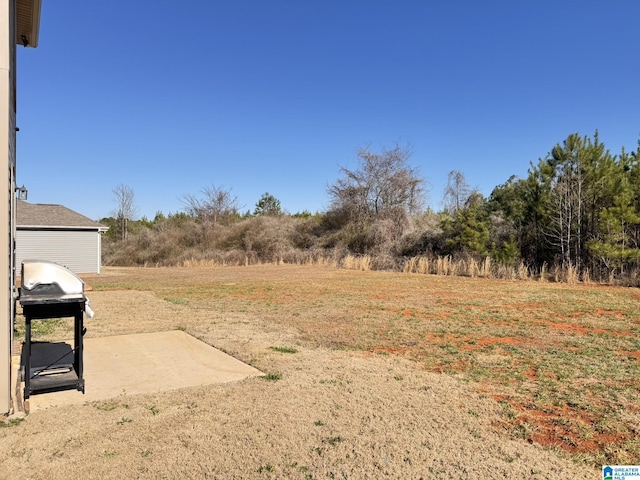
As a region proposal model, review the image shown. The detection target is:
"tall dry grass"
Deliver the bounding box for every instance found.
[465,258,479,277]
[539,262,548,282]
[516,262,530,280]
[127,247,615,287]
[342,254,372,271]
[481,257,492,278]
[403,256,430,275]
[403,256,536,282]
[566,264,579,284]
[435,256,455,276]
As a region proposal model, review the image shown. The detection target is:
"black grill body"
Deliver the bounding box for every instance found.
[18,261,87,403]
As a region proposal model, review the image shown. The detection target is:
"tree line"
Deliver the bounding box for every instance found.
[102,132,640,284]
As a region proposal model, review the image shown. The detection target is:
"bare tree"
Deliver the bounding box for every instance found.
[543,134,588,268]
[181,184,239,224]
[442,170,472,214]
[328,144,425,221]
[112,184,137,241]
[546,163,584,268]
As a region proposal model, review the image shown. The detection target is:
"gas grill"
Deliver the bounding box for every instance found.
[19,260,92,401]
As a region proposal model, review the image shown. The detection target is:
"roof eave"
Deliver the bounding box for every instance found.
[17,225,107,231]
[16,0,42,48]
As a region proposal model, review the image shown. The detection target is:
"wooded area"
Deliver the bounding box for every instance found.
[102,132,640,284]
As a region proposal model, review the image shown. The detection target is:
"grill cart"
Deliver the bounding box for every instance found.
[18,260,93,401]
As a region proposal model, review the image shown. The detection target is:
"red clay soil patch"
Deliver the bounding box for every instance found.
[498,397,629,455]
[368,333,531,355]
[459,336,524,351]
[461,338,635,459]
[433,358,470,373]
[413,333,527,352]
[523,364,538,380]
[621,350,640,361]
[368,345,415,356]
[527,318,632,337]
[594,308,624,318]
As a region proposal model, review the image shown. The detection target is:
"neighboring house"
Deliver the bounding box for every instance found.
[16,200,108,274]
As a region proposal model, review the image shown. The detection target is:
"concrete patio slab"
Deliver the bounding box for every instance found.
[14,330,264,413]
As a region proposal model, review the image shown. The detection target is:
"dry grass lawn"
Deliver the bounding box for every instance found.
[3,264,633,478]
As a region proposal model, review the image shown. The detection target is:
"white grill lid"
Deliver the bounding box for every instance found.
[21,260,84,295]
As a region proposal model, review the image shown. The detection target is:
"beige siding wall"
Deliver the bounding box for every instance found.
[0,0,15,414]
[16,230,102,274]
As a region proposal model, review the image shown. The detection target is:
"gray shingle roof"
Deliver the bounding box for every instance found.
[17,200,107,230]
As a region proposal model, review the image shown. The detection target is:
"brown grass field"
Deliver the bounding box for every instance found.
[2,264,638,478]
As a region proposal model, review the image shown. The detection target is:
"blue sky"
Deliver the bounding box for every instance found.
[16,1,640,221]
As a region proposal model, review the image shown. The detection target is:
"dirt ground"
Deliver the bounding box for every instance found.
[0,266,599,479]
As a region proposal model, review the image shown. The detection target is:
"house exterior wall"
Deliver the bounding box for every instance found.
[0,0,16,414]
[16,229,102,274]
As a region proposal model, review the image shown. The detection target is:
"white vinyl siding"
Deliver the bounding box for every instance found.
[16,229,101,274]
